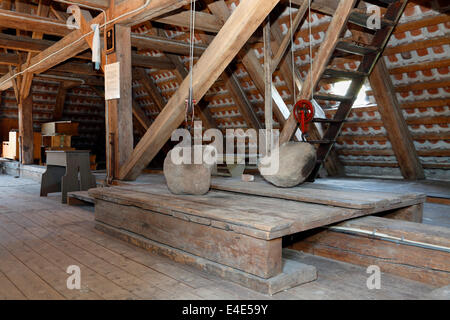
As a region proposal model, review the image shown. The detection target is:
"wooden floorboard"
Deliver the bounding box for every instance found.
[0,174,443,300]
[0,270,27,300]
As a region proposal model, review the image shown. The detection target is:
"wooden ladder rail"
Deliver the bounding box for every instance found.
[307,0,409,181]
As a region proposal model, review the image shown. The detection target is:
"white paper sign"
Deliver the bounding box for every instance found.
[105,62,120,100]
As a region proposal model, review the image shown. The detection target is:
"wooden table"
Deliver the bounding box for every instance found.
[40,150,96,203]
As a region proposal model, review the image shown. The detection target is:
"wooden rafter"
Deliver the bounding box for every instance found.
[133,67,166,113]
[369,59,425,180]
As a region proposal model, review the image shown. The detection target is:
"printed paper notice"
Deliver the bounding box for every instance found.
[105,62,120,100]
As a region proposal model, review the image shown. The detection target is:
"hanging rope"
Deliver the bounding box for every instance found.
[308,0,313,102]
[289,0,297,106]
[185,0,196,131]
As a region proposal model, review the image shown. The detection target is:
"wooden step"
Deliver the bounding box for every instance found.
[335,41,379,55]
[313,93,353,102]
[307,140,336,144]
[322,68,367,79]
[312,118,345,123]
[364,0,396,6]
[349,9,395,29]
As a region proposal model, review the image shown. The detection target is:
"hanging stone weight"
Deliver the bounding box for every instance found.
[258,141,316,188]
[164,145,216,195]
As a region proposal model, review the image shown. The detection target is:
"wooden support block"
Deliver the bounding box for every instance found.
[289,215,450,287]
[95,199,282,279]
[381,203,423,223]
[18,94,34,164]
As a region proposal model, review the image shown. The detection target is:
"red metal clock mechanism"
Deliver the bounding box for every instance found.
[293,100,315,138]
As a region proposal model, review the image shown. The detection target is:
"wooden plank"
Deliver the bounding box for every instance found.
[0,270,26,299]
[290,215,450,287]
[0,223,101,299]
[2,212,158,300]
[0,8,70,37]
[0,241,64,299]
[280,0,358,143]
[67,191,95,205]
[155,11,223,33]
[89,185,293,239]
[369,59,425,180]
[118,0,281,180]
[131,34,207,56]
[210,176,425,210]
[95,199,282,279]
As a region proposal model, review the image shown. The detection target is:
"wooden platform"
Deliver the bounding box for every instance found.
[89,175,426,293]
[0,174,442,299]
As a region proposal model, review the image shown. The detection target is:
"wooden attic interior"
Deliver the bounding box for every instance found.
[0,0,449,300]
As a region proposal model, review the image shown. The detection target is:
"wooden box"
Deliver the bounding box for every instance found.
[41,121,79,136]
[42,135,71,149]
[2,141,13,159]
[2,131,19,160]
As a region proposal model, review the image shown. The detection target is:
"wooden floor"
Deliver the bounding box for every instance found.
[0,174,444,300]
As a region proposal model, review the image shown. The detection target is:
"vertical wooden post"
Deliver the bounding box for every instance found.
[18,94,34,164]
[106,24,133,179]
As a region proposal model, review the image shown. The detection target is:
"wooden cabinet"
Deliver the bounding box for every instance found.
[42,135,72,149]
[1,131,41,162]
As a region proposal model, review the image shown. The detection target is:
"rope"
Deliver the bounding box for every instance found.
[308,0,313,101]
[186,0,196,131]
[289,0,297,106]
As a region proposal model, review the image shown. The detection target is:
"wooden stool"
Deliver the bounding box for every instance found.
[40,150,96,203]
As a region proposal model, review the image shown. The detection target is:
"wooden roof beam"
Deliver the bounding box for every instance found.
[0,0,192,91]
[131,34,207,56]
[0,8,71,37]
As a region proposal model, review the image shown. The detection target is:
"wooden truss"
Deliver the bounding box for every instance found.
[0,0,436,181]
